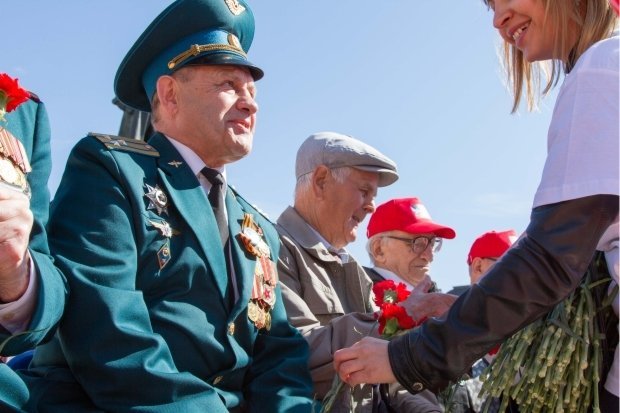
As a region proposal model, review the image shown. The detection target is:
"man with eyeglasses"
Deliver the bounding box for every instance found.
[365,198,455,292]
[363,197,455,413]
[276,133,457,413]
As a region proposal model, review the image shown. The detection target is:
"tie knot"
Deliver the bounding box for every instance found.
[201,167,225,186]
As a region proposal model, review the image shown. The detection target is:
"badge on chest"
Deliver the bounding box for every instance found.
[239,213,278,331]
[0,128,31,197]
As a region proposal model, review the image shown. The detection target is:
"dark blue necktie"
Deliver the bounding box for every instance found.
[201,167,229,247]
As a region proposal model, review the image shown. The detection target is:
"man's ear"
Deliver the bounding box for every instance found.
[311,165,330,198]
[371,237,386,264]
[155,75,179,116]
[470,257,484,280]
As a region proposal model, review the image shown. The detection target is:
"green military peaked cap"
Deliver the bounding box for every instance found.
[114,0,263,112]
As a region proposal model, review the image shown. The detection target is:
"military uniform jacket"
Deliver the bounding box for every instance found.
[25,133,313,413]
[0,98,66,413]
[0,98,66,352]
[276,206,379,413]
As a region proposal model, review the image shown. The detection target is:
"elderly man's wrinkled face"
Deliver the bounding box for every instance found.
[380,231,436,286]
[322,168,379,249]
[173,65,258,167]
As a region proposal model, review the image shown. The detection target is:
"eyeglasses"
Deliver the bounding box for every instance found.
[383,235,442,254]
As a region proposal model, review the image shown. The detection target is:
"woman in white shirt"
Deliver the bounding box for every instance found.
[334,0,619,411]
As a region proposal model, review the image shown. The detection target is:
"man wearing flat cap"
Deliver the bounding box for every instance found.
[21,1,313,411]
[277,132,456,412]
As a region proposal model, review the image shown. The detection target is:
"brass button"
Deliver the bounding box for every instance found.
[228,322,235,335]
[412,382,424,392]
[213,376,223,385]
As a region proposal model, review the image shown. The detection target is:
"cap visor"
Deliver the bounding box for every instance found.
[353,166,399,187]
[186,53,264,80]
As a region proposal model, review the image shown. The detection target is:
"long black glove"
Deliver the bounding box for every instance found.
[388,194,619,393]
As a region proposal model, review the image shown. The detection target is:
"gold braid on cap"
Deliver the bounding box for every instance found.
[168,43,247,70]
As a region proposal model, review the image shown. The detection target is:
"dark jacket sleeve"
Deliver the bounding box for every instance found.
[388,194,619,393]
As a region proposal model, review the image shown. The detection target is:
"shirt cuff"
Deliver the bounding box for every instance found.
[0,255,38,333]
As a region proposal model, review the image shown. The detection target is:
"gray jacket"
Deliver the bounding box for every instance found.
[276,206,377,413]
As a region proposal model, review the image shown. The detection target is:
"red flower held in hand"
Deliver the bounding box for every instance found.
[0,73,30,122]
[373,280,426,338]
[372,280,410,307]
[377,303,416,336]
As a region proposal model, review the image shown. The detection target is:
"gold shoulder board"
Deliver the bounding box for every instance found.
[90,132,160,157]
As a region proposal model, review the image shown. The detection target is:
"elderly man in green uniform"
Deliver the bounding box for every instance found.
[0,88,66,412]
[277,132,457,412]
[21,1,313,411]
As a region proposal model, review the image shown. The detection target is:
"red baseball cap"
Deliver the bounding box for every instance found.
[367,198,456,239]
[467,229,518,265]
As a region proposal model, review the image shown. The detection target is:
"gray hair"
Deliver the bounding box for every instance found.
[294,166,353,199]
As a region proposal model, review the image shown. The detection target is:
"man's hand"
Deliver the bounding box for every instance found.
[400,275,457,321]
[333,337,396,386]
[0,186,32,302]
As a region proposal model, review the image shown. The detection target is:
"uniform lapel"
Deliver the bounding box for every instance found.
[149,134,229,302]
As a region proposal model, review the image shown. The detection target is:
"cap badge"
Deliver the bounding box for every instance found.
[144,183,169,216]
[224,0,246,16]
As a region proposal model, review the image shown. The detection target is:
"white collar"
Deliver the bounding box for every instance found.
[165,136,226,180]
[372,266,414,290]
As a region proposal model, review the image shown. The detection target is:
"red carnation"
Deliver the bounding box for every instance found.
[488,345,501,356]
[0,73,30,122]
[372,280,411,307]
[377,303,416,337]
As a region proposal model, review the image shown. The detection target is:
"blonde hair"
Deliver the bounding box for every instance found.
[485,0,617,112]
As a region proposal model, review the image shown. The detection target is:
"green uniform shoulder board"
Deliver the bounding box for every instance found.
[90,132,160,157]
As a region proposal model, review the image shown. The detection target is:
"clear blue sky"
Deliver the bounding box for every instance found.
[4,1,555,291]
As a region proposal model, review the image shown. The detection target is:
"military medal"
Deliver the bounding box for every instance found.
[239,213,277,331]
[157,239,171,270]
[0,128,31,198]
[148,219,178,238]
[144,183,169,215]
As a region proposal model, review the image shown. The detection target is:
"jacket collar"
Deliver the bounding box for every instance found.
[276,206,341,263]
